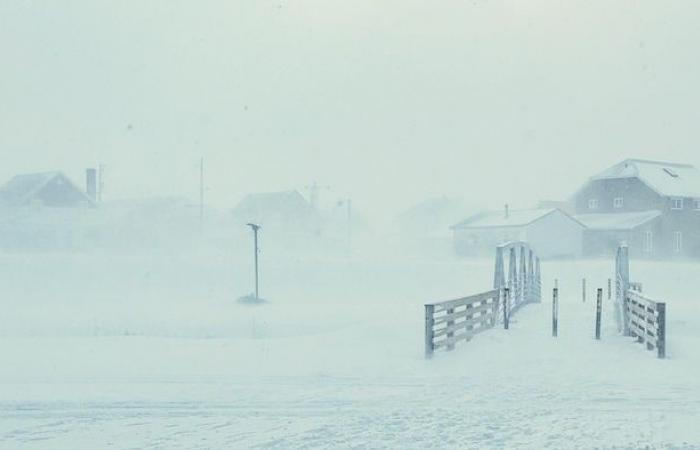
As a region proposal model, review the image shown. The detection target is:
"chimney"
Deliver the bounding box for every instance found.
[504,204,509,219]
[86,168,97,202]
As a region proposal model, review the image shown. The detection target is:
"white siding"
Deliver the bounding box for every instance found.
[523,211,584,258]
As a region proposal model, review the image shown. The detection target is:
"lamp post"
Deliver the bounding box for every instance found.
[247,223,261,300]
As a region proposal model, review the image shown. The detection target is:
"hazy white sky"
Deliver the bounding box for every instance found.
[1,1,699,219]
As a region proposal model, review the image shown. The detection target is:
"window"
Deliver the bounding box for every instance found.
[613,197,624,208]
[671,198,684,210]
[674,231,682,253]
[694,199,700,210]
[588,199,598,210]
[663,168,679,178]
[643,231,653,253]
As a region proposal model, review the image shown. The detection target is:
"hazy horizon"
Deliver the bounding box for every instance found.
[2,1,699,221]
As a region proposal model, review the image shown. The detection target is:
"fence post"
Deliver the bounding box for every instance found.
[618,245,630,336]
[509,248,517,310]
[607,278,612,301]
[582,278,586,303]
[552,288,558,337]
[519,245,527,305]
[446,307,455,351]
[657,303,666,359]
[595,288,602,340]
[528,249,534,303]
[425,305,435,359]
[503,288,510,330]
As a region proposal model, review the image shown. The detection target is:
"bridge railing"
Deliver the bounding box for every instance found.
[625,289,666,359]
[424,289,501,358]
[424,241,541,358]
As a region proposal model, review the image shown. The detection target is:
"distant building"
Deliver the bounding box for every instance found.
[393,197,479,258]
[572,159,700,258]
[231,190,317,233]
[395,197,478,238]
[451,208,584,259]
[0,171,95,208]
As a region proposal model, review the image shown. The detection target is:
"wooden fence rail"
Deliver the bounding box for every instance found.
[425,289,500,358]
[625,289,666,359]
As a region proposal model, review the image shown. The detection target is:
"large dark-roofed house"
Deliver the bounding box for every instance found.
[0,171,95,208]
[572,159,700,258]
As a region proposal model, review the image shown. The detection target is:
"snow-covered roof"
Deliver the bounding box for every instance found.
[590,159,700,198]
[0,171,94,206]
[452,208,568,229]
[574,210,662,231]
[231,190,316,223]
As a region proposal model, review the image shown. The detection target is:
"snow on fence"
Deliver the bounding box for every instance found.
[425,241,541,358]
[424,290,500,358]
[615,244,666,359]
[624,290,666,358]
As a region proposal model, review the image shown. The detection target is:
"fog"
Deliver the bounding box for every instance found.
[2,2,700,449]
[3,1,700,220]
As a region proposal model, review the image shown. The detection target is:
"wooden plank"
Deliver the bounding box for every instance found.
[626,306,659,330]
[626,306,659,332]
[629,321,657,346]
[433,302,497,325]
[427,290,499,310]
[433,314,494,338]
[626,290,660,308]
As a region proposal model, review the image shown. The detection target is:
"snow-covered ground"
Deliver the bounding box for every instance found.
[1,250,699,449]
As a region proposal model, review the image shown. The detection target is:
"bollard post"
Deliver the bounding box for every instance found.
[552,288,558,337]
[657,303,666,359]
[595,288,602,340]
[425,305,435,358]
[582,278,586,303]
[503,288,510,330]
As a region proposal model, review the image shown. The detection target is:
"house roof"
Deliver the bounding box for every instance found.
[452,208,570,229]
[232,190,314,217]
[574,210,662,231]
[0,171,94,206]
[590,159,700,198]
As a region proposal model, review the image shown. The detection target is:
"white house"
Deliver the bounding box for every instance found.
[451,208,585,259]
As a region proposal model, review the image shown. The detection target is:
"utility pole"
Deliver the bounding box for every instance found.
[97,164,105,203]
[247,223,261,300]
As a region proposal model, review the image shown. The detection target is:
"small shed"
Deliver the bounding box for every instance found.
[451,208,584,259]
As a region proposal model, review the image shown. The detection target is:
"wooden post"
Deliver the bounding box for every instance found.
[508,248,517,310]
[503,288,510,330]
[552,288,558,337]
[446,307,455,351]
[528,249,534,303]
[425,305,435,358]
[519,245,527,305]
[595,288,602,340]
[582,278,586,303]
[607,278,612,301]
[657,303,666,359]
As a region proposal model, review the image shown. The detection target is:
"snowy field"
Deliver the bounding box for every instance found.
[1,249,699,449]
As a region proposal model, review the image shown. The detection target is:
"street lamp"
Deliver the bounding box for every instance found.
[247,223,261,300]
